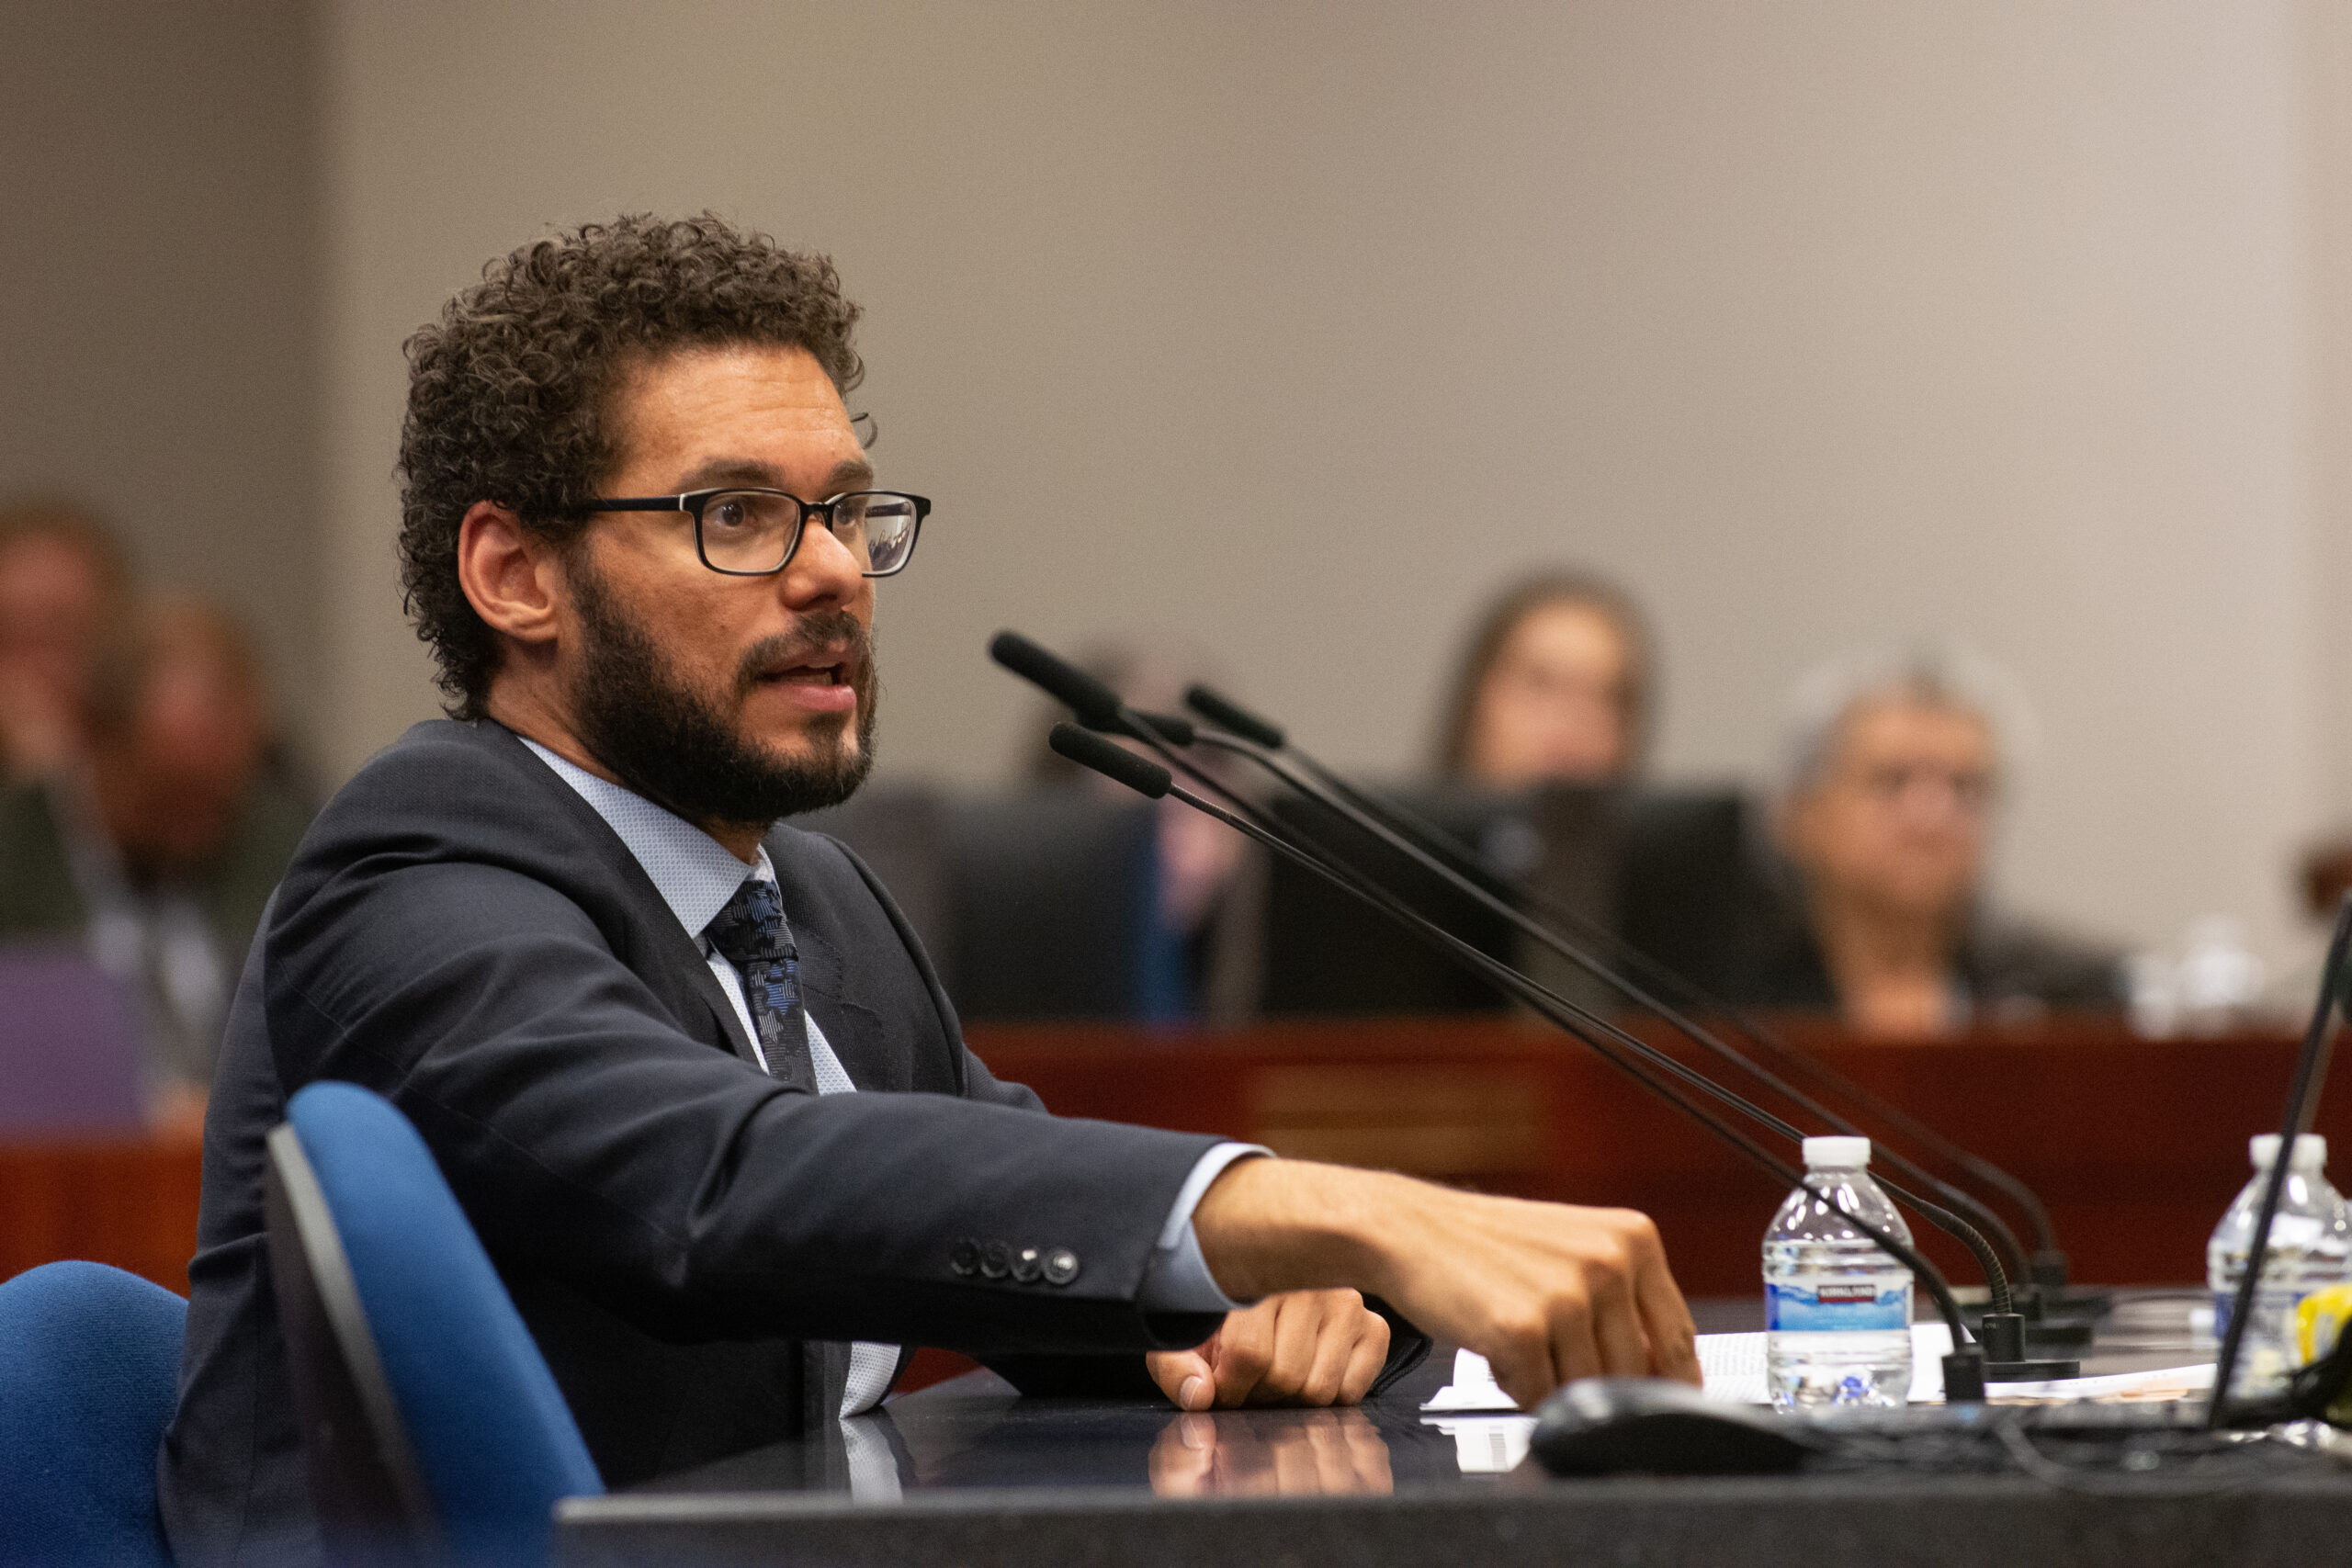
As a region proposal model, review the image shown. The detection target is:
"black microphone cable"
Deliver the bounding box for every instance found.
[1042,717,1987,1377]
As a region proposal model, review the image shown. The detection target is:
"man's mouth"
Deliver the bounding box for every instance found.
[755,646,855,686]
[748,643,863,714]
[767,660,849,686]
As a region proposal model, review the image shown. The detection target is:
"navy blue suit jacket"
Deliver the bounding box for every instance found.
[159,720,1231,1565]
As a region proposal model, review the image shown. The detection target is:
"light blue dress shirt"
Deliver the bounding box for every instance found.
[520,741,1260,1417]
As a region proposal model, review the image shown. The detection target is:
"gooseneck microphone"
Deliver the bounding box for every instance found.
[1118,702,2040,1301]
[1023,647,2030,1313]
[1001,630,2098,1377]
[1041,720,1998,1398]
[1181,680,2087,1312]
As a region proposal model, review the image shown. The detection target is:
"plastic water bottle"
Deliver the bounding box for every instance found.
[2207,1134,2352,1397]
[1764,1136,1914,1410]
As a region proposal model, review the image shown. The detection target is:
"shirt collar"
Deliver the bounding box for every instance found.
[520,738,773,939]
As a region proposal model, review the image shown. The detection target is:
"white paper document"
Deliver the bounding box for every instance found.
[1421,1327,2213,1410]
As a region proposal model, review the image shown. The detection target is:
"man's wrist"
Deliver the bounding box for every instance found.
[1190,1157,1412,1303]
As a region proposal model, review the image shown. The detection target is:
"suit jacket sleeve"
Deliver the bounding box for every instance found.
[262,806,1227,1359]
[814,826,1443,1399]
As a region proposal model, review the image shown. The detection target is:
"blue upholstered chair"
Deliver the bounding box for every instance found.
[0,1260,187,1568]
[266,1081,602,1568]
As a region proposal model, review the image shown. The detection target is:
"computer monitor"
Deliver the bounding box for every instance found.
[1256,785,1540,1016]
[1255,783,1772,1018]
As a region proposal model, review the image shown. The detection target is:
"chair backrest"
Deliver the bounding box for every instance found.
[0,1260,187,1568]
[266,1082,601,1568]
[0,944,146,1134]
[941,791,1184,1021]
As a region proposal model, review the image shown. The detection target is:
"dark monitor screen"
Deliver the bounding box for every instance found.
[1257,785,1539,1017]
[1256,783,1769,1018]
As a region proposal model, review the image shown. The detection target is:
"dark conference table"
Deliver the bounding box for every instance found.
[554,1296,2352,1568]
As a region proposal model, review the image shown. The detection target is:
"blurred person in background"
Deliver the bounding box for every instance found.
[1746,647,2120,1037]
[1031,638,1262,1021]
[0,496,132,780]
[0,593,311,1130]
[1436,571,1652,788]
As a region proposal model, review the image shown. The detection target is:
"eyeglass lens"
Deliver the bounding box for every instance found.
[698,491,920,575]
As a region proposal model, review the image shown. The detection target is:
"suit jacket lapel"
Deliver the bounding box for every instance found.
[788,918,904,1092]
[482,722,760,1069]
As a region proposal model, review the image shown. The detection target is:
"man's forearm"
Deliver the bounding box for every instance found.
[1190,1157,1416,1303]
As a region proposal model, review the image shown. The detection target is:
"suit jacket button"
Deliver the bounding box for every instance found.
[1011,1247,1043,1284]
[1043,1247,1080,1287]
[979,1241,1012,1280]
[949,1238,981,1276]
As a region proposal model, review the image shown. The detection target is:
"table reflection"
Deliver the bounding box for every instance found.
[1148,1409,1396,1497]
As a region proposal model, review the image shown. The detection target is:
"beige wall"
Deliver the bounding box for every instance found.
[319,0,2340,966]
[0,0,323,769]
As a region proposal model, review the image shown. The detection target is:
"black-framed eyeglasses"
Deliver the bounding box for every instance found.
[579,489,931,577]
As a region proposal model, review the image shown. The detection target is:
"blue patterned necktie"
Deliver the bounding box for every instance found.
[703,877,814,1085]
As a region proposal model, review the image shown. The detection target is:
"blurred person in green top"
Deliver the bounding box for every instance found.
[0,593,311,1131]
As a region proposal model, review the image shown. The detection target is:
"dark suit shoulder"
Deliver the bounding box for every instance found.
[300,719,597,864]
[283,720,653,936]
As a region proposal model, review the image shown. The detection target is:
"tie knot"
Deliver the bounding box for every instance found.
[705,877,794,967]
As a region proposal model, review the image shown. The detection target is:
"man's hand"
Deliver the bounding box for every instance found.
[1148,1408,1394,1497]
[1190,1160,1701,1411]
[1145,1289,1391,1410]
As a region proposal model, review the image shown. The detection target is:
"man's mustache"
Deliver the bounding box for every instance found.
[735,612,871,693]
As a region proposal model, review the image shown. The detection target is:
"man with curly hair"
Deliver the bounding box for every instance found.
[160,215,1697,1564]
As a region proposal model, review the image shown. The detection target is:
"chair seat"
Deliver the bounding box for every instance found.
[0,1260,187,1568]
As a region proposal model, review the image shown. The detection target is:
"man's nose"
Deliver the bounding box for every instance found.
[776,512,863,608]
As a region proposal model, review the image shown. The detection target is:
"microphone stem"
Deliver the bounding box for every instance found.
[1193,731,2035,1290]
[1278,738,2061,1266]
[1157,773,1980,1342]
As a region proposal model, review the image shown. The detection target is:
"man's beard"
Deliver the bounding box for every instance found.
[567,558,878,830]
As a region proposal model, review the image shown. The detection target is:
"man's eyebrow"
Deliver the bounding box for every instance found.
[822,457,876,493]
[671,457,784,491]
[664,457,878,495]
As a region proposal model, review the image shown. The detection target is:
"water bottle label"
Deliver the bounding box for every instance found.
[2214,1288,2316,1345]
[1766,1279,1908,1333]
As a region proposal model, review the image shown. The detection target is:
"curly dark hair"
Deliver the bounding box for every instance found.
[397,213,865,717]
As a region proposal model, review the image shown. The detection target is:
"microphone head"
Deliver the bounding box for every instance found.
[1184,683,1285,750]
[1085,708,1196,748]
[989,631,1124,728]
[1048,722,1172,799]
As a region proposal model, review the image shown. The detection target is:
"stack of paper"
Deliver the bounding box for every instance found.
[1420,1331,2216,1410]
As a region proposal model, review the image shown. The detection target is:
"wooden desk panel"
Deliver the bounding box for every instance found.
[966,1015,2335,1296]
[0,1016,2325,1307]
[0,1135,201,1295]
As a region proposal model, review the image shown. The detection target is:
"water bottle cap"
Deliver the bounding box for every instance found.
[2250,1134,2327,1169]
[1802,1135,1871,1169]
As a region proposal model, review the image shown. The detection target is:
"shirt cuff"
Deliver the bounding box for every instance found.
[1136,1142,1270,1313]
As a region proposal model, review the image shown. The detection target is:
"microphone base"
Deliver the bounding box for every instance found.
[1942,1348,1987,1404]
[1982,1357,2081,1382]
[2023,1318,2097,1348]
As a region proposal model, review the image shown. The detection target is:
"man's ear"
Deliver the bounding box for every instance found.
[457,502,566,647]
